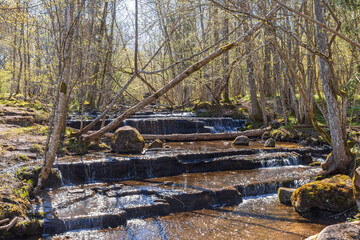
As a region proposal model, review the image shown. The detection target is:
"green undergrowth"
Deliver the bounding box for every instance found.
[0,172,44,238]
[0,97,48,112]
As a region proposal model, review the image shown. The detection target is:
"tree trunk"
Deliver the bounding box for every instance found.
[314,0,352,174]
[243,15,262,121]
[34,1,75,194]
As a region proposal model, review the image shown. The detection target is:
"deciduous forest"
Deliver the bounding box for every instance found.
[1,0,360,239]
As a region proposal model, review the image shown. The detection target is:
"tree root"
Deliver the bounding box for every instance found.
[0,217,19,231]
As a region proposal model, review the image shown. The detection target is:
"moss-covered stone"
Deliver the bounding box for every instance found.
[291,174,355,214]
[0,174,31,220]
[148,139,164,149]
[233,135,250,146]
[13,219,43,236]
[192,101,220,117]
[65,137,89,155]
[15,166,62,189]
[111,126,145,153]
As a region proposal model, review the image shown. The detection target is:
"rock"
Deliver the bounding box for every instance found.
[264,138,275,147]
[192,101,219,116]
[1,115,35,127]
[193,101,215,113]
[291,174,356,214]
[233,135,250,146]
[15,166,62,189]
[309,162,321,167]
[308,221,360,240]
[111,126,145,153]
[164,181,173,186]
[278,187,295,206]
[269,119,281,129]
[148,139,164,149]
[353,167,360,208]
[261,131,270,141]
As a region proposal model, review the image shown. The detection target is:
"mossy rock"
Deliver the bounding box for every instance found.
[111,126,145,153]
[192,101,220,116]
[15,166,62,189]
[148,139,164,149]
[291,174,355,214]
[221,103,236,110]
[13,219,43,236]
[65,137,89,155]
[29,144,44,154]
[0,174,32,221]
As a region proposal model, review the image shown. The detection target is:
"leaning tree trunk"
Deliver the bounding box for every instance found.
[34,1,75,194]
[314,0,352,174]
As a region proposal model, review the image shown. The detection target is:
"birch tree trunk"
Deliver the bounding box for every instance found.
[314,0,352,174]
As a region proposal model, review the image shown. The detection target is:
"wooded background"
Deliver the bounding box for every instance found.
[0,0,358,125]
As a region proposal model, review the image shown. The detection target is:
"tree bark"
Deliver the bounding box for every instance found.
[34,1,76,194]
[314,0,352,174]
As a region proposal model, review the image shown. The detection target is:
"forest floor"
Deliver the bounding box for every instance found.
[0,100,49,171]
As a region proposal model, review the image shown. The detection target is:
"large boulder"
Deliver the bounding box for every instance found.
[264,138,275,147]
[353,166,360,208]
[233,135,250,146]
[291,175,355,214]
[306,221,360,240]
[111,126,145,153]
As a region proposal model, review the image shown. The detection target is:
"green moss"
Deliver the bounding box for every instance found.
[65,137,89,155]
[29,144,44,154]
[309,162,321,167]
[292,175,355,214]
[6,145,15,151]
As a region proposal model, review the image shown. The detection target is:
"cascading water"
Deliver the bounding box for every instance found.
[67,112,246,134]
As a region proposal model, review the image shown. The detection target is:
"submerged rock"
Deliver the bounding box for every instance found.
[264,138,275,147]
[111,126,145,153]
[148,139,164,149]
[291,174,355,214]
[233,135,250,146]
[306,221,360,240]
[278,187,295,206]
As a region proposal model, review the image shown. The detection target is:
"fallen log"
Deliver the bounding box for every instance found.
[140,126,271,141]
[70,126,272,142]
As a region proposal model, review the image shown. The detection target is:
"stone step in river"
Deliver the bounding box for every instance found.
[46,194,337,240]
[55,147,327,185]
[30,145,331,238]
[36,164,321,235]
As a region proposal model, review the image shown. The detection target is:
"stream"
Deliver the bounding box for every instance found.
[27,115,334,239]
